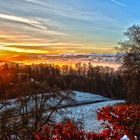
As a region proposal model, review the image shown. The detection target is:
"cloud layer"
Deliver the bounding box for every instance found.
[110,0,126,7]
[0,0,139,58]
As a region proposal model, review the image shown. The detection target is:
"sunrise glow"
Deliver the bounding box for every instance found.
[0,0,139,68]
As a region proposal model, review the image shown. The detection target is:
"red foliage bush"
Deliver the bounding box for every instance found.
[33,121,105,140]
[98,104,140,140]
[33,104,140,140]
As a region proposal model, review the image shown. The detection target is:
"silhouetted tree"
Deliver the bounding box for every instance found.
[0,81,74,139]
[116,25,140,103]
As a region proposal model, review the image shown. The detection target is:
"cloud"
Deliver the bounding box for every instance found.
[0,41,84,55]
[0,35,29,38]
[0,0,124,56]
[24,0,40,4]
[24,0,116,23]
[110,0,126,7]
[0,42,82,47]
[0,45,49,54]
[0,13,68,36]
[48,4,115,22]
[0,13,48,30]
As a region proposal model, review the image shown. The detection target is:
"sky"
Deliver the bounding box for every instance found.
[0,0,140,59]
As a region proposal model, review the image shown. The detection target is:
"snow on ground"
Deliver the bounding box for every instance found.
[0,91,109,112]
[73,91,110,103]
[53,92,125,133]
[0,91,125,133]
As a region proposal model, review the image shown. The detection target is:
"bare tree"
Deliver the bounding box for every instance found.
[0,81,75,139]
[116,25,140,103]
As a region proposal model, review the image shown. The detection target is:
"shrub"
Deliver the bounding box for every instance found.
[33,121,105,140]
[33,104,140,140]
[98,104,140,140]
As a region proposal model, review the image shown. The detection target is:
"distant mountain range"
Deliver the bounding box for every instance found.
[0,53,124,65]
[58,53,123,63]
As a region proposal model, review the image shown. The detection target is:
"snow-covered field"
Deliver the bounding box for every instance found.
[55,100,125,133]
[54,91,125,133]
[0,91,125,133]
[73,91,110,103]
[0,91,109,112]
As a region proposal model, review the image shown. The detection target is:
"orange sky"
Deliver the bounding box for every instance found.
[0,31,116,59]
[0,0,124,59]
[1,0,135,67]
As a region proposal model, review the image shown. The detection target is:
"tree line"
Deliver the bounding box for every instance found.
[1,24,139,103]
